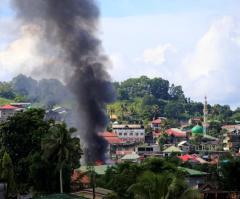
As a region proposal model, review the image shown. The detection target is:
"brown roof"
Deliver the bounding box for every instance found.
[222,125,240,131]
[151,117,166,124]
[100,132,123,144]
[167,128,186,137]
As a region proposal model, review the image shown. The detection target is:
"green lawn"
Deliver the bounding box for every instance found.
[0,97,14,106]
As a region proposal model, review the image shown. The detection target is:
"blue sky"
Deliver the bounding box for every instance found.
[99,0,239,17]
[1,0,240,107]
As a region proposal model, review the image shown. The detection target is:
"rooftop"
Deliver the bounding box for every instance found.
[222,124,240,131]
[151,117,166,124]
[112,124,143,129]
[121,152,140,160]
[100,131,123,144]
[178,167,208,176]
[0,104,18,110]
[163,146,182,153]
[167,128,186,137]
[178,154,207,164]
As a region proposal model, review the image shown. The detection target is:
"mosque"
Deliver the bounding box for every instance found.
[191,96,208,137]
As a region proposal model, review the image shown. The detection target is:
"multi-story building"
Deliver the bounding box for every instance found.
[112,124,145,142]
[150,117,167,131]
[222,125,240,152]
[136,144,160,156]
[101,131,136,161]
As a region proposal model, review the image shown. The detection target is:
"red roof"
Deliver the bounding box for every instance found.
[101,131,123,144]
[0,105,18,110]
[178,154,207,164]
[178,154,195,162]
[166,128,186,137]
[151,118,163,124]
[101,131,118,137]
[116,150,133,155]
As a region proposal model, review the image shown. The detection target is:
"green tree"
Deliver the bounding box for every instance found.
[0,109,50,192]
[219,158,240,190]
[0,82,16,99]
[164,101,185,120]
[128,171,200,199]
[150,78,170,100]
[1,151,16,196]
[158,133,168,151]
[169,84,185,101]
[41,123,81,193]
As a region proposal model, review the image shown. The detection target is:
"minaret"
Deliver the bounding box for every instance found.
[203,96,208,136]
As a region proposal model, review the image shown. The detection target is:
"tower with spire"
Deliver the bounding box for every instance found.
[203,96,208,136]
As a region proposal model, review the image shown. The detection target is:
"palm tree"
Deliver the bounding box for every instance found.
[128,171,200,199]
[166,174,201,199]
[41,123,80,193]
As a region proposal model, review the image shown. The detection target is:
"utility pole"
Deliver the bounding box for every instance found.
[87,155,96,199]
[89,165,96,199]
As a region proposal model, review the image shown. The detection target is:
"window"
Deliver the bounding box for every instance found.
[124,133,127,136]
[119,133,122,136]
[130,133,133,136]
[135,133,139,136]
[141,133,144,136]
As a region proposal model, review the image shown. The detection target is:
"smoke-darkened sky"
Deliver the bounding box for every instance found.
[1,0,240,108]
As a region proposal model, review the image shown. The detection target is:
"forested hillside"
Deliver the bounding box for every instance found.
[0,74,73,107]
[1,75,239,126]
[108,76,238,125]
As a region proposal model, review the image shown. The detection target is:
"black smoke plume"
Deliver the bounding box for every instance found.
[11,0,115,163]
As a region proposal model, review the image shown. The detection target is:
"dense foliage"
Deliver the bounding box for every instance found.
[0,109,82,195]
[108,76,238,131]
[97,157,240,198]
[97,158,200,199]
[0,75,238,126]
[0,74,73,107]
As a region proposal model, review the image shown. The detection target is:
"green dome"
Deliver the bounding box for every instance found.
[191,125,203,135]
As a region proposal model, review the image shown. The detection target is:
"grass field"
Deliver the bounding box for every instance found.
[0,97,14,106]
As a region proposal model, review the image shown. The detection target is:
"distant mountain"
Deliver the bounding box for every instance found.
[0,74,74,108]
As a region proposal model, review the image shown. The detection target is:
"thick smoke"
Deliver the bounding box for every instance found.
[11,0,115,163]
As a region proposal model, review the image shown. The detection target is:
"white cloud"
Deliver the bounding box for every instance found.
[0,24,44,80]
[1,9,240,108]
[142,43,176,65]
[103,15,240,108]
[0,22,69,82]
[182,16,240,107]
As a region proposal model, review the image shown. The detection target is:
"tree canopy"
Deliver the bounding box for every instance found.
[0,109,82,194]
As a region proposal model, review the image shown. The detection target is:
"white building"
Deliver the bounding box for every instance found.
[112,124,145,142]
[136,144,160,155]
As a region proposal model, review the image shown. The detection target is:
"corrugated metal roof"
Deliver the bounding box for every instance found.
[163,146,182,153]
[121,152,140,160]
[112,124,143,129]
[178,167,208,176]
